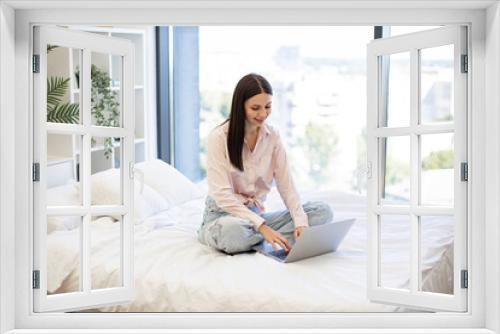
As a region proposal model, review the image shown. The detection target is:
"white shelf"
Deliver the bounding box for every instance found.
[47,156,74,164]
[109,85,144,91]
[90,138,145,152]
[71,85,143,94]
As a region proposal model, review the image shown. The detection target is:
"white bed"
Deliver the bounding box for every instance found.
[46,162,454,312]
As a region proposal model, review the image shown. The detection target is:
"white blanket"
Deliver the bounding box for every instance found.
[48,188,453,312]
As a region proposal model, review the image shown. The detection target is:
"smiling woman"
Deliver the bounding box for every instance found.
[197,73,334,254]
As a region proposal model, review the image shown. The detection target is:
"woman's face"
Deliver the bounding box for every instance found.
[244,92,272,129]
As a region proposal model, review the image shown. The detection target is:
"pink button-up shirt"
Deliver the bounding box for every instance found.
[206,120,308,231]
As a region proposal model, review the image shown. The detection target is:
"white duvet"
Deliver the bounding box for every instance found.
[48,188,454,312]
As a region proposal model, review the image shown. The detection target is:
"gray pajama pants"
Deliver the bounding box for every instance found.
[197,195,334,255]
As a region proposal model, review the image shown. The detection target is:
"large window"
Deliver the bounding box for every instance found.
[4,3,493,332]
[29,23,469,316]
[199,26,373,194]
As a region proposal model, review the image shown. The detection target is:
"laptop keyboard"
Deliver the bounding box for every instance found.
[269,249,288,260]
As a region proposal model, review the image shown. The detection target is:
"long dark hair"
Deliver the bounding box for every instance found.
[220,73,273,171]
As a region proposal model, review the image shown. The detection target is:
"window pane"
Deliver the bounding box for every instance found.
[46,45,81,124]
[420,215,454,294]
[381,52,410,128]
[421,133,454,206]
[91,215,122,289]
[91,136,123,205]
[46,134,82,205]
[380,136,410,205]
[380,215,411,290]
[420,45,454,124]
[91,52,122,128]
[47,216,82,294]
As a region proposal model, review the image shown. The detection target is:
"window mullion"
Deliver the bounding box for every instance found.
[410,48,419,293]
[81,48,92,294]
[122,45,134,290]
[373,123,454,137]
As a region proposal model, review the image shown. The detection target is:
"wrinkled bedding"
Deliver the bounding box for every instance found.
[48,188,453,312]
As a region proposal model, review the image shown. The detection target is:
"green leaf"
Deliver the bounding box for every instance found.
[47,102,79,124]
[47,45,59,53]
[47,76,70,112]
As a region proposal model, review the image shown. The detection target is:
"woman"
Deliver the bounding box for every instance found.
[197,73,334,255]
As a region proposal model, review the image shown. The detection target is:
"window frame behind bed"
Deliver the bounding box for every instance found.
[3,2,496,333]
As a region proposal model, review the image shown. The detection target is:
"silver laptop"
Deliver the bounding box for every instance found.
[252,218,355,263]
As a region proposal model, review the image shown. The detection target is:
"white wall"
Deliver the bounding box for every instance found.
[0,2,16,333]
[485,2,500,333]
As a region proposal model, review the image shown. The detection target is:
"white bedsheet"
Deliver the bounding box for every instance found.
[48,188,454,312]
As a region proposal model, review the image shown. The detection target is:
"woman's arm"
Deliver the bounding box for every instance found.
[273,131,309,229]
[206,130,266,231]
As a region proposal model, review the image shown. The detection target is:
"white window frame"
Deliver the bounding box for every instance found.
[0,1,498,333]
[32,25,136,312]
[366,26,468,312]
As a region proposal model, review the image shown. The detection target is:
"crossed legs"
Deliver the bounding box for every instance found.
[198,201,334,254]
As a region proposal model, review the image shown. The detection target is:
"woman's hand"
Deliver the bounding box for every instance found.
[294,226,306,240]
[258,223,291,252]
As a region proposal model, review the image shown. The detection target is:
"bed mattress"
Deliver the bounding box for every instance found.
[47,188,454,312]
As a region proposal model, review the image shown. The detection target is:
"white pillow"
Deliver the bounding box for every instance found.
[135,159,204,206]
[46,181,81,233]
[90,168,170,223]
